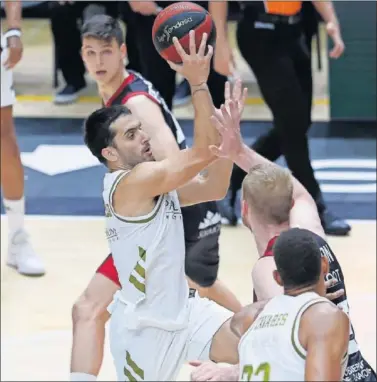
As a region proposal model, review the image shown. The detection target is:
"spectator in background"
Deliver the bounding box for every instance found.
[49,1,118,105]
[119,1,142,74]
[210,0,351,236]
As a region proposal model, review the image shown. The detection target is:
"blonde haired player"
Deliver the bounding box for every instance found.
[189,81,376,382]
[234,228,349,381]
[1,0,45,276]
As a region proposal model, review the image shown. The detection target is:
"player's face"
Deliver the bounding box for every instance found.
[81,37,126,84]
[108,114,155,168]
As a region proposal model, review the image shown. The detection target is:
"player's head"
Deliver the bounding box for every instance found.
[81,15,126,85]
[84,105,154,169]
[241,163,293,230]
[272,228,329,295]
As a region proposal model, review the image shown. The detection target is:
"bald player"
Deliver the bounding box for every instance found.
[189,91,376,381]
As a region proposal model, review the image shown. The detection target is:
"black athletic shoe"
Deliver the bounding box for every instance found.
[320,209,351,236]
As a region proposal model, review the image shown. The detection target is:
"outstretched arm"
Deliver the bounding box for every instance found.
[190,299,269,382]
[178,80,247,206]
[209,111,326,239]
[113,31,221,211]
[165,33,247,206]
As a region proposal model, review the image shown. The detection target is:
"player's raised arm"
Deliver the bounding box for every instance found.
[84,106,215,203]
[207,105,326,239]
[167,30,219,149]
[177,81,247,206]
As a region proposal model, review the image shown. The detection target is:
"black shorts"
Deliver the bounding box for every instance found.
[182,201,221,288]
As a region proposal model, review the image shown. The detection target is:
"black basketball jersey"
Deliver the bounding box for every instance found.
[105,70,220,242]
[105,70,186,149]
[314,233,375,382]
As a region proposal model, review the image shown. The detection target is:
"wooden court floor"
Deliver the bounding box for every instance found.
[1,217,376,381]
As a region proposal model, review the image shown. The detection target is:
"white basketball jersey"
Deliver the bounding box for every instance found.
[238,292,348,381]
[103,170,190,331]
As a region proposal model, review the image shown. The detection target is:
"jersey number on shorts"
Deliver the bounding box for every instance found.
[242,363,271,381]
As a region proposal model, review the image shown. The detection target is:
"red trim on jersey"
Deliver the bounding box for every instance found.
[105,73,136,107]
[121,91,161,106]
[261,235,279,258]
[96,254,121,286]
[253,235,279,302]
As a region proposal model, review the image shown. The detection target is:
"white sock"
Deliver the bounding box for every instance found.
[70,372,97,381]
[3,197,25,238]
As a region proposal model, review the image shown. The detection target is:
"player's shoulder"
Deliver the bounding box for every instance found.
[126,70,155,94]
[303,299,349,329]
[230,299,271,338]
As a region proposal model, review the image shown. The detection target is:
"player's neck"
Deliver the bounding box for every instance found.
[253,221,290,256]
[98,68,130,104]
[285,285,317,297]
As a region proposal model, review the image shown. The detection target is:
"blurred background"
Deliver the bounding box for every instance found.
[0,0,375,220]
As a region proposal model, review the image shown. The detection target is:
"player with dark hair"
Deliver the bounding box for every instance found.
[70,16,243,381]
[189,92,376,381]
[229,228,350,381]
[80,31,243,381]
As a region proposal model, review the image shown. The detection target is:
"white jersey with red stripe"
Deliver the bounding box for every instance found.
[238,291,348,381]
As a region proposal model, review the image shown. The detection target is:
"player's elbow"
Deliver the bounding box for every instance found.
[72,292,109,328]
[211,179,230,201]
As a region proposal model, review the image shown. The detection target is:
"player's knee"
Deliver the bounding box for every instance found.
[72,292,108,326]
[185,256,218,288]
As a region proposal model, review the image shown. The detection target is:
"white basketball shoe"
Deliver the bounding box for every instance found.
[6,229,45,276]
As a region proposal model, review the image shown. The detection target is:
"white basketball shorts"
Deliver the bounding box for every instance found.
[109,294,233,381]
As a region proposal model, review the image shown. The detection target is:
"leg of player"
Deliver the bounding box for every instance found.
[1,80,44,276]
[185,239,243,313]
[70,273,119,380]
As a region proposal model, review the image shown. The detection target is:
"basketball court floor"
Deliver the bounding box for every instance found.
[1,116,376,381]
[1,19,376,381]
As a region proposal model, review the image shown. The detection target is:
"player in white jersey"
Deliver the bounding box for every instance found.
[234,228,349,381]
[1,0,45,276]
[190,80,376,382]
[83,32,241,381]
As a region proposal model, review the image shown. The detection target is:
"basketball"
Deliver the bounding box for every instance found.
[152,2,216,64]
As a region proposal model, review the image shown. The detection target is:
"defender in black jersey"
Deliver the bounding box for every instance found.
[188,97,376,381]
[69,15,242,381]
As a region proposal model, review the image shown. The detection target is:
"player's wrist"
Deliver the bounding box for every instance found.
[190,82,208,95]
